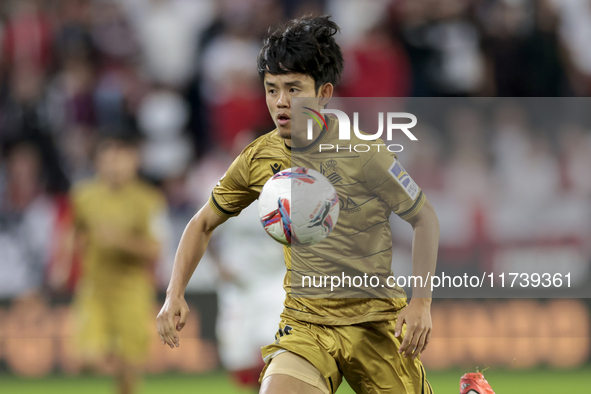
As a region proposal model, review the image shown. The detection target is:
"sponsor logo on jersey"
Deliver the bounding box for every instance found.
[270,163,282,174]
[340,196,361,215]
[274,325,293,344]
[388,160,419,200]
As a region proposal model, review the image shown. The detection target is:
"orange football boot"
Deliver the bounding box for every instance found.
[460,371,495,394]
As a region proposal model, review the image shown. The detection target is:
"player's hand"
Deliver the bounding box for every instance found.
[395,298,432,360]
[157,294,190,349]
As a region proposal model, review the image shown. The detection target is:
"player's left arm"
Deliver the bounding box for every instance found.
[395,198,440,359]
[362,150,439,359]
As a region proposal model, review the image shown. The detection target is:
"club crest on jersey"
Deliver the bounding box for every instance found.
[320,159,342,185]
[388,160,419,200]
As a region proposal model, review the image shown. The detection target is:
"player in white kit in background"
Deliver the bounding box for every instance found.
[209,180,286,390]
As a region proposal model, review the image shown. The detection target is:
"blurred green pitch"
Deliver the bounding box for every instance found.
[2,367,590,394]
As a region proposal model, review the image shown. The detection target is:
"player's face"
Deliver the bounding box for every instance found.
[264,72,318,140]
[96,142,140,187]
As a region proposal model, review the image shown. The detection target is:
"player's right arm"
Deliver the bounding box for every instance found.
[158,142,259,348]
[156,203,228,348]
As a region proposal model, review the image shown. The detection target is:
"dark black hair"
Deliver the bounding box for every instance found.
[257,15,344,92]
[95,129,142,155]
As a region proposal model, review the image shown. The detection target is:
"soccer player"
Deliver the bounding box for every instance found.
[157,16,439,394]
[211,203,285,389]
[71,133,165,394]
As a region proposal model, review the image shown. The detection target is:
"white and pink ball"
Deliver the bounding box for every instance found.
[258,167,339,246]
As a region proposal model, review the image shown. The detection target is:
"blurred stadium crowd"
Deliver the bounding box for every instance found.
[1,0,591,325]
[1,0,591,382]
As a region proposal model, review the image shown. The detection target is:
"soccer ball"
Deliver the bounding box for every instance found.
[258,167,339,246]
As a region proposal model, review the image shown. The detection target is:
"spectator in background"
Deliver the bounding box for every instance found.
[89,0,146,131]
[122,0,214,89]
[65,133,166,394]
[329,0,411,96]
[479,0,570,96]
[551,0,591,95]
[137,87,193,180]
[200,14,270,150]
[559,123,591,197]
[0,142,57,299]
[46,54,97,178]
[337,17,412,97]
[2,0,54,76]
[490,103,560,206]
[394,0,485,96]
[1,64,50,139]
[90,0,139,64]
[487,103,561,249]
[54,0,95,65]
[444,104,491,204]
[1,56,70,193]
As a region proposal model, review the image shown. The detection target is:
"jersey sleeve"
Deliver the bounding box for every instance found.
[209,150,258,218]
[362,150,426,221]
